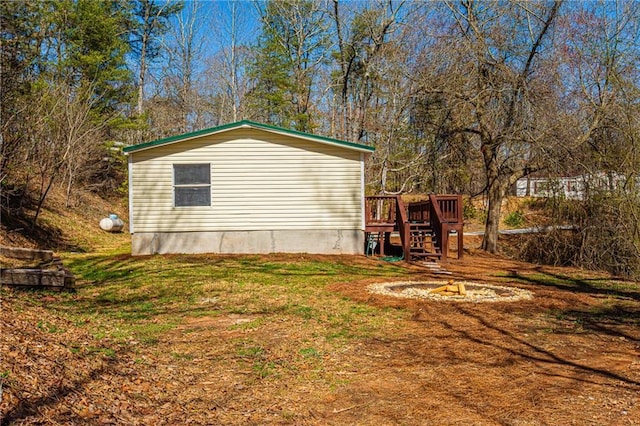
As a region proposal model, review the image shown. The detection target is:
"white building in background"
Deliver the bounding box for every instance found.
[515,173,631,200]
[515,176,584,199]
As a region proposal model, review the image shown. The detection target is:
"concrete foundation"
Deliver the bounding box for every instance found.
[131,230,365,256]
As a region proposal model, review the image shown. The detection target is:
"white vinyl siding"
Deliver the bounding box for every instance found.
[130,129,363,232]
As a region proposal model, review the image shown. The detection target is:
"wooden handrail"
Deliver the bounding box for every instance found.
[428,194,464,260]
[434,194,463,223]
[428,194,449,261]
[395,195,410,260]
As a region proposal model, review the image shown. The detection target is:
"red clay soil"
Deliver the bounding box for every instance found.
[327,254,640,425]
[1,252,639,425]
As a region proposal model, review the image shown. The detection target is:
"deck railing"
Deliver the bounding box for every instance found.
[427,194,463,260]
[365,194,463,261]
[407,200,431,223]
[364,196,398,226]
[434,194,463,224]
[396,196,409,259]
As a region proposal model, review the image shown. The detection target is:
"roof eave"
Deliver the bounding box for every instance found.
[122,120,375,155]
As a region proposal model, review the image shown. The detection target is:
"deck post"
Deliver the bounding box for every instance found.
[441,223,449,262]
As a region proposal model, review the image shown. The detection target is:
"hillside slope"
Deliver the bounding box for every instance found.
[0,189,129,253]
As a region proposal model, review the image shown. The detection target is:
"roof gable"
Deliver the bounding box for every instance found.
[123,120,375,154]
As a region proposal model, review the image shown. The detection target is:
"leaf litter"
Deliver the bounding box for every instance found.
[2,252,640,425]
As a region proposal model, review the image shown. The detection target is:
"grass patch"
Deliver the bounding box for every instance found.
[85,346,117,358]
[47,251,405,350]
[237,344,265,358]
[11,249,411,395]
[299,347,321,358]
[171,352,195,361]
[293,305,315,320]
[503,210,526,227]
[231,317,266,331]
[37,320,64,334]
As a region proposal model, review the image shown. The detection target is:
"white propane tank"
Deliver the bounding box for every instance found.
[100,214,124,232]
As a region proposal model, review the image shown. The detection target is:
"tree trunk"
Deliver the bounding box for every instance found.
[481,179,506,253]
[136,4,150,117]
[136,50,146,116]
[379,159,388,195]
[32,175,55,230]
[65,166,73,208]
[230,1,238,122]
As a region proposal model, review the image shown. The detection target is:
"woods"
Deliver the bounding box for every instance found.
[1,0,640,276]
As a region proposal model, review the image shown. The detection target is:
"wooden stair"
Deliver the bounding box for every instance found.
[408,222,442,261]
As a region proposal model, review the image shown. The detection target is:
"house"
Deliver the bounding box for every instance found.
[515,176,584,199]
[515,172,632,200]
[123,120,374,256]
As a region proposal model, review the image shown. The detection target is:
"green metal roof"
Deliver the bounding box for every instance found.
[123,120,375,154]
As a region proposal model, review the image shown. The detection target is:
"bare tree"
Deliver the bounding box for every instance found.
[521,0,640,277]
[157,0,205,133]
[414,0,564,253]
[330,0,405,142]
[203,1,256,123]
[25,83,108,226]
[561,0,640,174]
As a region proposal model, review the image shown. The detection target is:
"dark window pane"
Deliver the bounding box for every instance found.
[175,186,211,207]
[174,164,210,185]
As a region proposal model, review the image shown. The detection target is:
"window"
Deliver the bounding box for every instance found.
[533,181,550,194]
[173,164,211,207]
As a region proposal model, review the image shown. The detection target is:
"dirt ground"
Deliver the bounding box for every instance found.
[327,254,640,425]
[2,252,639,425]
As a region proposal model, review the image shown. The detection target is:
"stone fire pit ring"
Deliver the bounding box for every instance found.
[368,281,533,303]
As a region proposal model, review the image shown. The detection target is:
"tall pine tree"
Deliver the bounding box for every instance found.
[247,0,329,132]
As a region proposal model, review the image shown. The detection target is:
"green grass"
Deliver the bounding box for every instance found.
[299,347,321,358]
[171,352,195,361]
[231,317,266,330]
[85,346,117,358]
[37,320,64,334]
[48,249,407,349]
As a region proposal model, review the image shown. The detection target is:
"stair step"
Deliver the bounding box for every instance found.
[410,252,442,258]
[410,247,439,252]
[405,220,441,261]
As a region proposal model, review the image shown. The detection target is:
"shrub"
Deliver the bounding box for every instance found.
[518,191,640,279]
[503,210,525,227]
[463,201,477,220]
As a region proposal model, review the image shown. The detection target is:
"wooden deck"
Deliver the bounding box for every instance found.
[364,195,464,262]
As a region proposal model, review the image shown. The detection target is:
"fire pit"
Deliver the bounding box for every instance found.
[368,280,533,303]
